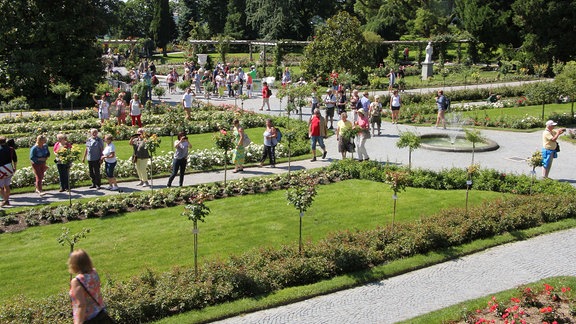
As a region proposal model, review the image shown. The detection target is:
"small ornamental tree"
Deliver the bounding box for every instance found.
[384,170,409,229]
[528,150,543,195]
[396,130,421,170]
[57,227,91,254]
[286,176,317,254]
[54,144,82,206]
[213,129,235,186]
[50,82,71,111]
[466,164,480,213]
[65,90,80,114]
[465,128,487,165]
[181,194,211,277]
[144,133,161,190]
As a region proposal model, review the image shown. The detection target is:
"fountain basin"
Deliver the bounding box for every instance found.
[419,133,499,153]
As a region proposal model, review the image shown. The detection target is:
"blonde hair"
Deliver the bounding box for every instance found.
[56,133,67,141]
[104,134,113,141]
[68,249,94,275]
[35,135,47,146]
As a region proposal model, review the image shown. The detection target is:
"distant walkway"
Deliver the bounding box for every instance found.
[215,228,576,324]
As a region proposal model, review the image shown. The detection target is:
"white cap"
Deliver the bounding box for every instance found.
[546,120,557,126]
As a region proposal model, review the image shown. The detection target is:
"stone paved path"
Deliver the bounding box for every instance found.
[214,228,576,324]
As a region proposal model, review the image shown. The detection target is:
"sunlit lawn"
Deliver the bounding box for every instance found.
[0,179,506,302]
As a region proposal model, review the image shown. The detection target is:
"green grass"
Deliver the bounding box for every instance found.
[0,180,505,302]
[153,218,576,324]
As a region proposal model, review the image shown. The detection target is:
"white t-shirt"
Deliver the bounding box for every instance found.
[102,143,117,163]
[130,99,141,116]
[182,92,194,108]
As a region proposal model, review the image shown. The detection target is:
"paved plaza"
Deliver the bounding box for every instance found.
[3,80,575,322]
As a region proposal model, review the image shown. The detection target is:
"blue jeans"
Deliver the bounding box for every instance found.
[168,158,187,186]
[310,136,325,150]
[105,161,116,178]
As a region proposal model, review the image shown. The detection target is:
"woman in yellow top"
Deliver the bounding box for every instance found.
[542,120,565,179]
[336,112,353,159]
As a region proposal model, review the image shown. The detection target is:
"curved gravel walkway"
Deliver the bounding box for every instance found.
[214,228,576,324]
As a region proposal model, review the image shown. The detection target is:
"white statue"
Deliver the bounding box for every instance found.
[424,42,433,63]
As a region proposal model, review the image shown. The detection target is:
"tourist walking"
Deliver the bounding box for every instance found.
[232,119,246,173]
[167,132,189,187]
[83,129,104,189]
[310,86,319,115]
[0,136,17,207]
[113,93,127,125]
[542,120,565,179]
[336,89,347,116]
[259,119,277,168]
[53,133,72,192]
[260,82,271,111]
[308,108,328,162]
[93,94,109,125]
[336,112,353,160]
[181,88,194,120]
[369,95,383,136]
[101,135,119,191]
[324,89,337,129]
[129,93,143,128]
[435,90,447,129]
[130,128,151,187]
[390,89,401,124]
[30,135,50,195]
[349,89,361,123]
[355,110,370,161]
[68,249,111,324]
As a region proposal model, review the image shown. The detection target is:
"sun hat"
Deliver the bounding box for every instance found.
[326,88,332,93]
[546,120,557,126]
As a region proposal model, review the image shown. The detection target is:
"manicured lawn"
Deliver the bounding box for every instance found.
[0,179,505,302]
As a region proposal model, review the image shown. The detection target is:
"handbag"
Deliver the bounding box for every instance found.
[131,154,137,163]
[242,133,252,147]
[76,278,115,324]
[555,143,560,152]
[346,141,356,153]
[0,163,14,180]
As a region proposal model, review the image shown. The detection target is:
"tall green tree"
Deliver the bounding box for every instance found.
[455,0,519,62]
[114,0,155,38]
[198,0,228,36]
[246,0,337,40]
[0,0,108,107]
[177,0,200,41]
[512,0,576,64]
[150,0,177,56]
[224,0,248,39]
[301,11,371,80]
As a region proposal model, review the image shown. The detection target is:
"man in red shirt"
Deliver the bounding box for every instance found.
[308,108,328,161]
[260,81,271,111]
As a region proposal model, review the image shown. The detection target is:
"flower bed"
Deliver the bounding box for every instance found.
[462,282,575,323]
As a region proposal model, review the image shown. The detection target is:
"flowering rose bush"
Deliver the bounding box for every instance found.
[464,283,575,324]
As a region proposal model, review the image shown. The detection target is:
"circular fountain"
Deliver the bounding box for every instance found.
[419,133,499,152]
[420,112,500,153]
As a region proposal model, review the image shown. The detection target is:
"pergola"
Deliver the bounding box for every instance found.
[187,39,470,64]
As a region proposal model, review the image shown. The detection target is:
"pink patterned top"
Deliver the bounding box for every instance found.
[70,270,103,322]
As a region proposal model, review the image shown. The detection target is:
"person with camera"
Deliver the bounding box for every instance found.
[129,129,151,187]
[167,132,189,187]
[542,120,565,179]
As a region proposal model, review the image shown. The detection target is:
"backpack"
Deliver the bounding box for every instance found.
[151,75,159,85]
[267,87,272,97]
[444,97,451,110]
[275,128,282,142]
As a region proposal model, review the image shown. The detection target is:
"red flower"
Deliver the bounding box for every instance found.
[511,297,521,303]
[220,129,227,135]
[562,287,571,292]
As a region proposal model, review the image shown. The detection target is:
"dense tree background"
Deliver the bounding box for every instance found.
[2,0,576,107]
[0,0,109,107]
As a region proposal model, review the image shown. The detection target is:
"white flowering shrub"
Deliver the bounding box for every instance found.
[9,145,293,189]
